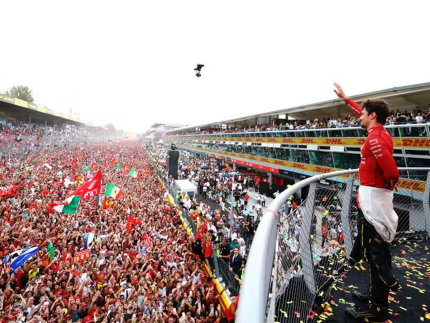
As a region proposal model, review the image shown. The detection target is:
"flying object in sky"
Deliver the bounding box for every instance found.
[194,64,204,77]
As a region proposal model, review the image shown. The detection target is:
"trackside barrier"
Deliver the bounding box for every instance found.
[143,146,232,314]
[236,167,430,323]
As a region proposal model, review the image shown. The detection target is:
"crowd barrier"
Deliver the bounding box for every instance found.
[143,146,234,313]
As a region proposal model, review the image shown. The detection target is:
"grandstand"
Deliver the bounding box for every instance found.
[0,92,118,159]
[0,92,86,126]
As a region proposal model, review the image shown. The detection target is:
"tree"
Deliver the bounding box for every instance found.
[105,123,116,132]
[5,85,34,103]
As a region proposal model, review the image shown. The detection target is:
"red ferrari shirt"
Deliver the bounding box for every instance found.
[345,99,399,189]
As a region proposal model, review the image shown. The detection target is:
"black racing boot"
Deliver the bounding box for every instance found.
[346,301,388,322]
[389,280,399,292]
[352,290,371,302]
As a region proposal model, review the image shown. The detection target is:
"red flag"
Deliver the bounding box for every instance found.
[90,162,97,170]
[111,155,119,165]
[103,159,109,167]
[71,170,102,200]
[126,214,142,233]
[78,156,83,161]
[103,199,113,209]
[74,249,90,263]
[71,159,78,169]
[123,164,130,174]
[0,185,16,197]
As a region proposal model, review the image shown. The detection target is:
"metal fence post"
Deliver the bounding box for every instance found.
[212,245,220,278]
[338,174,355,259]
[424,171,430,237]
[267,223,280,323]
[298,182,317,296]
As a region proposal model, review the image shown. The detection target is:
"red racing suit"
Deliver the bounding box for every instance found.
[346,98,400,306]
[345,98,399,189]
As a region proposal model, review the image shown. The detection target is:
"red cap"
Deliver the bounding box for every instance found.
[83,316,93,323]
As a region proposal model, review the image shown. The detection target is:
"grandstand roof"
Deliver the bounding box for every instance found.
[0,92,86,125]
[150,123,189,129]
[167,82,430,133]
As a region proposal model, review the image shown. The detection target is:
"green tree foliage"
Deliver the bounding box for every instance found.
[105,123,116,133]
[105,123,116,131]
[5,85,34,103]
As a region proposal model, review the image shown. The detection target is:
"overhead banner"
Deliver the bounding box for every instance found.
[167,136,430,149]
[0,92,87,124]
[230,158,279,173]
[0,94,15,104]
[179,144,426,193]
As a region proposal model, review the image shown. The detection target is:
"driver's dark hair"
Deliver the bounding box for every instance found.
[362,99,390,124]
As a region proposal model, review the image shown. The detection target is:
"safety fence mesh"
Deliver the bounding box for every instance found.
[271,172,429,323]
[145,145,430,321]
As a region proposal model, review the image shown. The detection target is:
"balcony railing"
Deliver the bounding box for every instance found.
[166,123,430,140]
[236,167,430,323]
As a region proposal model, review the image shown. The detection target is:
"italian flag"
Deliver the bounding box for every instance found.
[83,162,97,172]
[128,168,141,179]
[52,195,81,214]
[105,183,123,201]
[115,162,122,171]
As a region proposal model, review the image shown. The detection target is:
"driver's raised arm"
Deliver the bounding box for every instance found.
[334,83,362,118]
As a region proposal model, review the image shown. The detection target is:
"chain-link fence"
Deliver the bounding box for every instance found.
[268,170,430,322]
[237,168,430,323]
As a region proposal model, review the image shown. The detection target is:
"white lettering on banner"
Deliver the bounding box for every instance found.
[369,139,378,144]
[83,189,99,199]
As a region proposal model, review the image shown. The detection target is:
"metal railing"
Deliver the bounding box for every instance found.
[145,145,249,298]
[236,167,430,323]
[165,123,430,140]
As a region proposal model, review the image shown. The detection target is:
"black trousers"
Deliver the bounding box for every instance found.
[349,209,397,307]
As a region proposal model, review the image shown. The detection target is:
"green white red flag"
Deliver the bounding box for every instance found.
[105,183,123,201]
[128,168,141,179]
[51,195,81,214]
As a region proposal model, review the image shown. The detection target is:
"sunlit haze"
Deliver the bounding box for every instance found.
[1,0,429,132]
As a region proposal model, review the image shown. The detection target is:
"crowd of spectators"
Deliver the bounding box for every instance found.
[0,130,230,323]
[0,119,118,159]
[151,150,304,294]
[169,104,430,136]
[151,149,350,293]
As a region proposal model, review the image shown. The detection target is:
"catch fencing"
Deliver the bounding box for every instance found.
[237,167,430,323]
